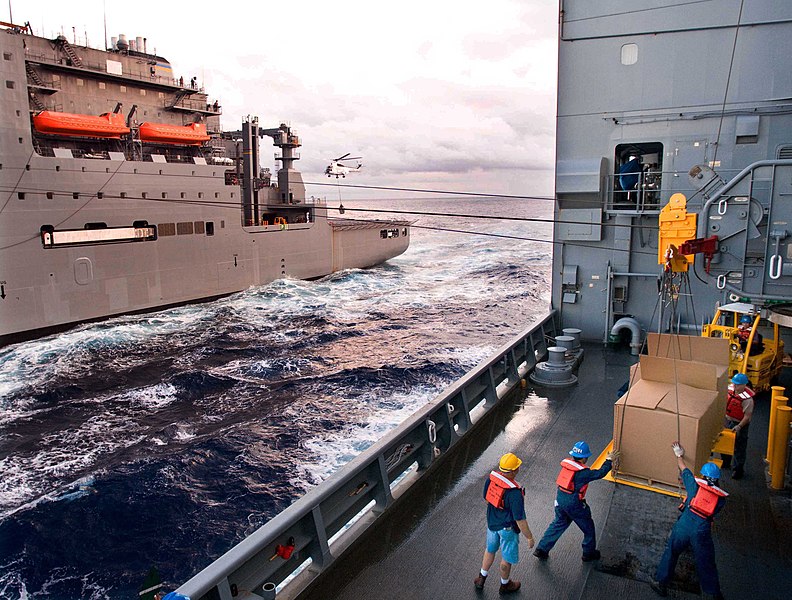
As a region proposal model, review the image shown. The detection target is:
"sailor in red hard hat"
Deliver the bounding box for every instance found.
[723,372,755,479]
[474,453,535,595]
[651,443,727,598]
[532,441,619,562]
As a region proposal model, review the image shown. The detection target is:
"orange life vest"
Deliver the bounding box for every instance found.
[726,385,754,421]
[485,471,522,509]
[689,478,728,519]
[556,458,589,500]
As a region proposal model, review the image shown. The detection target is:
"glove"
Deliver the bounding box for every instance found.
[672,442,684,458]
[606,450,621,462]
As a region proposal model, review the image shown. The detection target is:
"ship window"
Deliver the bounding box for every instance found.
[3,52,11,60]
[162,192,168,199]
[47,192,54,199]
[18,192,24,199]
[98,82,106,90]
[194,221,205,234]
[73,192,79,199]
[120,192,127,198]
[158,222,176,236]
[180,192,186,198]
[56,166,61,172]
[5,80,14,89]
[97,192,104,199]
[621,43,638,65]
[140,89,146,96]
[231,192,234,198]
[176,221,194,235]
[214,192,220,198]
[120,85,126,92]
[402,228,407,236]
[221,220,225,228]
[198,192,204,198]
[76,78,84,86]
[158,92,164,99]
[142,192,148,198]
[206,221,215,236]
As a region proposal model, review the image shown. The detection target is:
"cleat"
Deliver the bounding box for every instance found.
[473,574,487,590]
[582,549,601,562]
[533,548,549,560]
[499,580,521,594]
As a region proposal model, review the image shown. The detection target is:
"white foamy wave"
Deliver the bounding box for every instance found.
[295,385,441,488]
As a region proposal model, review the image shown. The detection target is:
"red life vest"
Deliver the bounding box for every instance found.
[485,471,522,509]
[689,478,728,519]
[556,458,589,500]
[726,385,755,421]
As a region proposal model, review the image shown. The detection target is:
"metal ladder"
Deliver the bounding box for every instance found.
[56,36,83,67]
[25,63,44,86]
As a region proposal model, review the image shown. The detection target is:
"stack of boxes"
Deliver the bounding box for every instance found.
[613,334,730,488]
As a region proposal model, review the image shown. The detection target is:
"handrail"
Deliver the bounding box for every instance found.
[177,310,558,600]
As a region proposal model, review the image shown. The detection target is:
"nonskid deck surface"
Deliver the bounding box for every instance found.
[305,343,791,600]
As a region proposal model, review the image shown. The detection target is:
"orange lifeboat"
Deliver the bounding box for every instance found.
[138,122,210,146]
[33,111,130,138]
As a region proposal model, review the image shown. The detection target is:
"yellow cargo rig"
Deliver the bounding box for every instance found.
[701,302,784,392]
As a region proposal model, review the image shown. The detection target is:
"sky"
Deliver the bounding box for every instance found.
[18,1,559,199]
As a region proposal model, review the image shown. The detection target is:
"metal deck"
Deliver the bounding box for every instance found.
[299,343,792,600]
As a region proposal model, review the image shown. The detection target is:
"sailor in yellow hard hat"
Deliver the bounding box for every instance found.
[474,453,535,595]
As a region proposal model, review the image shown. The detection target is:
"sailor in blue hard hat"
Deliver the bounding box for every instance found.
[722,372,755,479]
[533,441,620,562]
[651,443,727,598]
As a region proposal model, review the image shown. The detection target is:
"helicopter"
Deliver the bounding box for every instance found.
[325,153,362,178]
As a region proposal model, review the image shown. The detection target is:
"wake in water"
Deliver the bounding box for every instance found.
[0,197,551,598]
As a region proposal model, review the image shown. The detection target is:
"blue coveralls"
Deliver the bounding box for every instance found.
[655,468,726,597]
[536,458,612,557]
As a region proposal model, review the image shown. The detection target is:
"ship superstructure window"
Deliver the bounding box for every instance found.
[98,82,106,89]
[621,44,638,65]
[158,223,176,236]
[140,89,146,96]
[381,228,400,239]
[5,80,14,89]
[206,222,215,236]
[46,192,53,199]
[3,52,11,60]
[194,221,205,234]
[176,222,194,235]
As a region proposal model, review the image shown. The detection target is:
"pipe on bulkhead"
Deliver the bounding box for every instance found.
[610,317,642,355]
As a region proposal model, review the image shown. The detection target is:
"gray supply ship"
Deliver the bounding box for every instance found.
[0,24,410,346]
[168,2,792,599]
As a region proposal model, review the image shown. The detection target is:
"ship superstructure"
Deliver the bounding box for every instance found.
[0,24,410,345]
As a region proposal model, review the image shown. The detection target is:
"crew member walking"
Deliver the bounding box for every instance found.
[651,443,727,599]
[724,372,754,479]
[474,453,535,594]
[533,441,619,562]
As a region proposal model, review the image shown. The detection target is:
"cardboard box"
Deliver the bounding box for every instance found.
[614,354,726,486]
[646,333,729,367]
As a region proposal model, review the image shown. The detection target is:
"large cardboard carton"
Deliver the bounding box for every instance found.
[614,354,725,487]
[646,333,729,366]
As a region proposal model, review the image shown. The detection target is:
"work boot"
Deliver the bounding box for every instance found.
[533,548,549,560]
[499,580,521,594]
[649,581,668,597]
[473,574,487,590]
[582,549,601,562]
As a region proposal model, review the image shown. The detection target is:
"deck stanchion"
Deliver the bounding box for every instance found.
[770,405,792,490]
[767,394,788,468]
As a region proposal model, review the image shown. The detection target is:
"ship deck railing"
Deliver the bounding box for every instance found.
[175,311,559,600]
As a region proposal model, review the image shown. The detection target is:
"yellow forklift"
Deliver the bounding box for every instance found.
[701,302,784,392]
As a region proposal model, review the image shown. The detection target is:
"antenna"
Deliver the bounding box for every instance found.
[103,0,108,50]
[8,0,12,24]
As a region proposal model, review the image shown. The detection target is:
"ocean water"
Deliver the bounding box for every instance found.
[0,197,552,599]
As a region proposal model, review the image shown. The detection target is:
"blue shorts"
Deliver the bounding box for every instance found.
[486,528,520,564]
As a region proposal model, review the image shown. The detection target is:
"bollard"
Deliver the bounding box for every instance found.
[770,405,792,490]
[767,395,788,467]
[262,581,277,599]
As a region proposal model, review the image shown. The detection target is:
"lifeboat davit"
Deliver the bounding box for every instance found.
[33,111,130,139]
[138,122,210,146]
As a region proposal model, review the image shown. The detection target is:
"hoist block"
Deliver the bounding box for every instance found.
[658,193,697,271]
